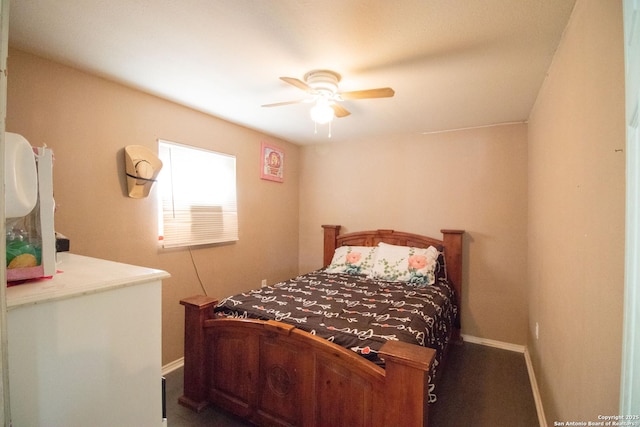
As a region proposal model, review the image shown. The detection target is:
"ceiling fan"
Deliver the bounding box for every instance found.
[262,69,395,125]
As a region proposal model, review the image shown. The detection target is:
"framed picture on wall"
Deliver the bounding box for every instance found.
[260,142,284,183]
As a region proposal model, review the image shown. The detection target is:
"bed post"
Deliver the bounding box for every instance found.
[322,224,341,267]
[178,295,218,412]
[441,229,464,341]
[440,229,463,290]
[379,341,436,426]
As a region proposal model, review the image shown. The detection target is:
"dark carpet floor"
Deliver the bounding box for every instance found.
[164,341,539,426]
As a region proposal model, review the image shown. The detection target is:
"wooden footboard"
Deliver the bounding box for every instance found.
[179,295,436,426]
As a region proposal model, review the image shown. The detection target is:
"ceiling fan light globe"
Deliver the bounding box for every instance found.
[310,102,335,124]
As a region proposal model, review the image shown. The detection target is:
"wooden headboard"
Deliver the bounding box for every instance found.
[322,225,464,333]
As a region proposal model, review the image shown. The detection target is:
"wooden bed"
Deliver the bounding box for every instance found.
[179,225,464,426]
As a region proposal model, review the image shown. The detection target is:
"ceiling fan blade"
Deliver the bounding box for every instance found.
[261,99,307,108]
[339,87,395,100]
[331,103,351,118]
[280,76,316,93]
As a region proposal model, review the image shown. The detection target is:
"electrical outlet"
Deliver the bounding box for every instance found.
[261,279,267,288]
[535,322,539,340]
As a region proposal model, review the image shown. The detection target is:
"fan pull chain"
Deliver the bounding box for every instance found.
[313,121,332,138]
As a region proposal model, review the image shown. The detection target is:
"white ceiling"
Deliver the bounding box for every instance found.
[8,0,577,145]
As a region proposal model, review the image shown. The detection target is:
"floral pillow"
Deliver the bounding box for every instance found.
[325,246,377,276]
[371,242,439,286]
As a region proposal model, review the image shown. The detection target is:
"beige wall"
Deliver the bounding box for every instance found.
[527,0,625,423]
[6,49,300,365]
[299,124,530,345]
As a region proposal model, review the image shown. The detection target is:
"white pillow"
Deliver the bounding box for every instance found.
[325,246,378,276]
[371,242,439,286]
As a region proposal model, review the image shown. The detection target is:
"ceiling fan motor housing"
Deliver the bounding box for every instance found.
[304,69,341,95]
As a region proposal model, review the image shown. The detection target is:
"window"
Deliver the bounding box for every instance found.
[157,140,238,248]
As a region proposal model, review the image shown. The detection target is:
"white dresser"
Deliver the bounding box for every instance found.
[6,253,170,427]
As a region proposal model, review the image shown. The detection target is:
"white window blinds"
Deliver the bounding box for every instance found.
[157,140,238,248]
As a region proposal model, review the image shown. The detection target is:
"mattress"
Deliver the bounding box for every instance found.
[215,269,458,401]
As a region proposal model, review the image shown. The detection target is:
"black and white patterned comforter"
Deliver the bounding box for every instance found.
[215,269,458,401]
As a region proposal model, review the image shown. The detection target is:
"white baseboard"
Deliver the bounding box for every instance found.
[461,334,546,427]
[162,357,184,376]
[460,334,526,353]
[524,348,547,427]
